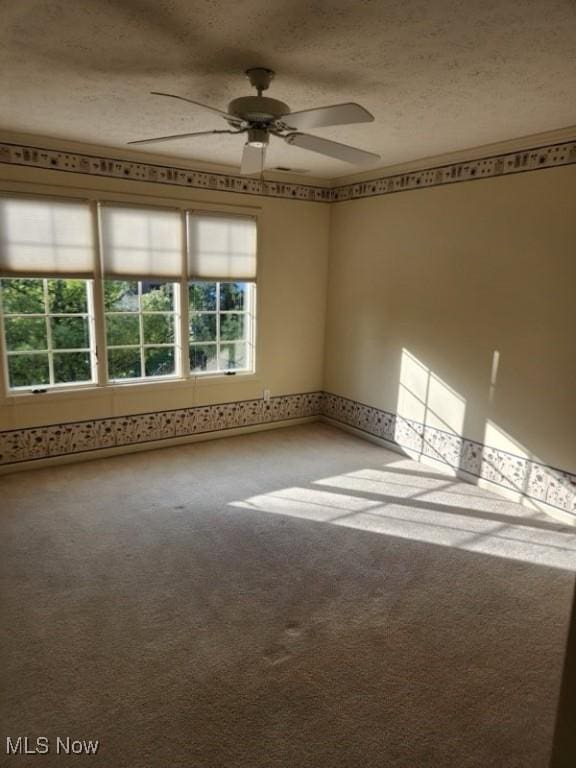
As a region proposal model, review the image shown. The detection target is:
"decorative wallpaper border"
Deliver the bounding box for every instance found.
[0,392,323,466]
[322,392,576,517]
[0,143,333,203]
[1,138,576,203]
[1,389,574,518]
[332,140,576,202]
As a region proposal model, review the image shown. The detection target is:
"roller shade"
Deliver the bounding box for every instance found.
[100,205,183,279]
[0,197,94,277]
[188,214,257,281]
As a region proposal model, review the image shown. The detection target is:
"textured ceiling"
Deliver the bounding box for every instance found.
[1,0,576,179]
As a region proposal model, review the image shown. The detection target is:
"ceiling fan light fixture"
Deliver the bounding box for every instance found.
[247,127,269,148]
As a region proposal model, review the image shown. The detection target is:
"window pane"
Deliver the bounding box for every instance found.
[47,279,88,314]
[4,317,47,351]
[106,315,140,346]
[53,351,92,384]
[189,313,216,342]
[108,347,141,379]
[51,317,90,349]
[142,313,174,344]
[8,354,49,388]
[189,282,216,311]
[104,281,139,312]
[220,282,247,311]
[141,282,174,311]
[190,344,217,372]
[220,313,245,341]
[0,278,45,314]
[219,342,248,370]
[144,347,175,377]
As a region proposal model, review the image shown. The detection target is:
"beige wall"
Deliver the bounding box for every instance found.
[325,165,576,473]
[2,156,575,478]
[0,164,330,430]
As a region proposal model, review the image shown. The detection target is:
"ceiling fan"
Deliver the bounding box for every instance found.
[128,68,379,175]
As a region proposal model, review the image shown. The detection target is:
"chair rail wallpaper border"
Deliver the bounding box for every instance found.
[0,392,324,467]
[321,392,576,517]
[1,390,574,518]
[1,137,576,203]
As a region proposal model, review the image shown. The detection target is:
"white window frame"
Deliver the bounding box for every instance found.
[0,188,260,401]
[104,279,181,384]
[0,277,97,392]
[188,280,256,376]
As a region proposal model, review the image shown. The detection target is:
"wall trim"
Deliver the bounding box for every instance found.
[332,139,576,202]
[0,391,323,470]
[1,137,576,204]
[2,389,574,522]
[0,414,319,475]
[0,142,332,203]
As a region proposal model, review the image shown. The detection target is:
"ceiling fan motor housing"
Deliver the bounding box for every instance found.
[228,96,290,124]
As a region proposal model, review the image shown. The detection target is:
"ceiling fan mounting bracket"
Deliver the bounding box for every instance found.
[245,67,275,95]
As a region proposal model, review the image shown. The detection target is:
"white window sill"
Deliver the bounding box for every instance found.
[194,370,258,386]
[0,371,259,405]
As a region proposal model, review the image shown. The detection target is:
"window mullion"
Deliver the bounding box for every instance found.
[138,282,145,379]
[181,212,190,377]
[216,282,221,372]
[91,201,107,386]
[44,279,55,386]
[0,283,10,394]
[249,284,255,371]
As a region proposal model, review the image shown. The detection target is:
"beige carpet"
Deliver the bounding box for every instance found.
[1,423,575,767]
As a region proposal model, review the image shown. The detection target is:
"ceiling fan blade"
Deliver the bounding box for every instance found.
[127,129,238,146]
[240,143,266,175]
[284,132,379,165]
[150,91,243,125]
[278,103,374,130]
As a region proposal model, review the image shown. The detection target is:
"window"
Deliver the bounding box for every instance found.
[0,278,95,389]
[189,282,255,373]
[104,280,178,381]
[100,205,183,383]
[187,213,257,375]
[0,195,258,394]
[0,197,96,391]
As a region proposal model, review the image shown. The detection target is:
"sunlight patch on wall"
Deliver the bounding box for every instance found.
[482,420,529,502]
[481,419,574,515]
[396,349,466,465]
[484,420,529,460]
[397,349,466,433]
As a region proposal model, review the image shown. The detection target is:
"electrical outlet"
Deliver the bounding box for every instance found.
[263,389,271,402]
